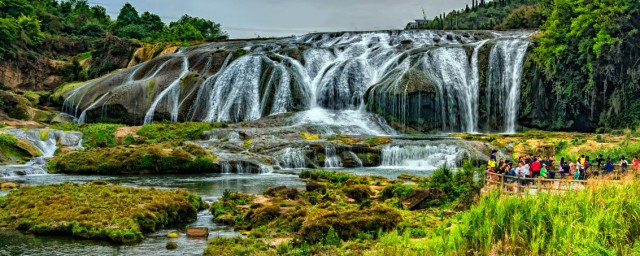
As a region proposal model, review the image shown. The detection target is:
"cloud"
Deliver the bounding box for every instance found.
[101,0,470,38]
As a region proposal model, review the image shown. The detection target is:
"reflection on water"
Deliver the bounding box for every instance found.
[0,173,304,256]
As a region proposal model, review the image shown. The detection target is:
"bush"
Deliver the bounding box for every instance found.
[342,185,372,203]
[299,205,402,244]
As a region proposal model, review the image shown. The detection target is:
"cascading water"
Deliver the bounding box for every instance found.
[274,148,308,169]
[324,145,343,168]
[486,39,530,133]
[381,143,466,170]
[0,129,83,177]
[61,30,533,135]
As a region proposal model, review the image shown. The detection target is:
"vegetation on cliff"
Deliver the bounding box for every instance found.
[0,183,205,243]
[0,0,227,61]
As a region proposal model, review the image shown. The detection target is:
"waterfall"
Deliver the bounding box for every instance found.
[0,129,83,177]
[381,143,466,170]
[346,151,363,167]
[274,148,307,169]
[221,162,232,174]
[324,146,342,168]
[486,39,530,133]
[62,30,533,134]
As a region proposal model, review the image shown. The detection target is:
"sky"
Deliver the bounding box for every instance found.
[97,0,470,39]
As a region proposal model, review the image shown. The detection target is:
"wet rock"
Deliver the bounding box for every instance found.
[186,227,209,238]
[401,188,446,210]
[166,241,178,250]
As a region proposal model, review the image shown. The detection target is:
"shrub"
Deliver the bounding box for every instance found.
[299,205,402,244]
[342,185,372,203]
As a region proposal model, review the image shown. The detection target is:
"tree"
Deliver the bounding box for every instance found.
[0,0,33,18]
[115,2,139,28]
[169,15,226,40]
[140,12,164,32]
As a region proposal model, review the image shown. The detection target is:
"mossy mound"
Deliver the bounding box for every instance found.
[46,144,219,174]
[0,184,205,243]
[0,133,41,164]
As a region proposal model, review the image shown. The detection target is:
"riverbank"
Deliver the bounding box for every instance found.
[0,183,205,243]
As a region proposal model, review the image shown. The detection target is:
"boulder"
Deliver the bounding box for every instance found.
[401,188,446,210]
[186,227,209,238]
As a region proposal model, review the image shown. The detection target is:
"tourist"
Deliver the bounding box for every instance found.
[596,154,604,170]
[531,157,541,178]
[620,157,629,173]
[490,150,497,163]
[573,167,581,180]
[633,156,639,172]
[540,164,548,178]
[569,160,575,176]
[559,157,567,178]
[507,164,516,183]
[605,158,614,174]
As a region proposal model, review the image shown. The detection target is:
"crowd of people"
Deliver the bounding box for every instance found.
[487,150,640,182]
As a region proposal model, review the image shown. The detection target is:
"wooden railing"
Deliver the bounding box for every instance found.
[483,171,622,195]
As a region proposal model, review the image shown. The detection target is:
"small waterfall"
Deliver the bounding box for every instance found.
[381,143,465,170]
[220,162,232,174]
[0,129,83,177]
[346,151,363,167]
[274,148,307,169]
[324,146,342,168]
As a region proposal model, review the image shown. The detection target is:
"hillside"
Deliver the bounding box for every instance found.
[0,0,227,123]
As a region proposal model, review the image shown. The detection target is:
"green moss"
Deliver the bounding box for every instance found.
[0,133,41,164]
[342,185,372,203]
[137,122,227,145]
[46,144,219,174]
[38,129,50,141]
[0,184,204,244]
[204,237,274,256]
[51,123,123,149]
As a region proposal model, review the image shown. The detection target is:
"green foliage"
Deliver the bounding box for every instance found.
[0,1,227,61]
[203,237,274,256]
[418,162,482,209]
[51,123,123,148]
[408,0,549,30]
[0,184,203,244]
[431,181,640,255]
[526,0,640,130]
[342,184,372,203]
[136,122,227,145]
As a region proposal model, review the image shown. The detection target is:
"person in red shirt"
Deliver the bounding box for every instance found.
[530,157,542,178]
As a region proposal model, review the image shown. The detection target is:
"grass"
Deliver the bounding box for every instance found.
[136,122,227,145]
[0,184,205,244]
[46,144,219,174]
[50,122,227,149]
[51,123,124,148]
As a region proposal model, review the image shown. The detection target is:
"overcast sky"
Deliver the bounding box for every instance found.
[98,0,470,38]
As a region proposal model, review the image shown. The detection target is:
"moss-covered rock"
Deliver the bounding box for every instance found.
[46,144,219,174]
[0,184,205,243]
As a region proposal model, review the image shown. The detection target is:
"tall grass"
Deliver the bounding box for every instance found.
[443,180,640,255]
